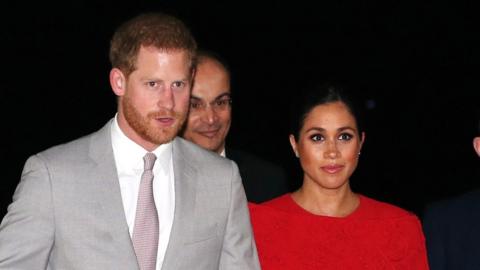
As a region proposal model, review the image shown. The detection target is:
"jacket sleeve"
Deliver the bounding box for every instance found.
[0,154,54,269]
[218,161,261,270]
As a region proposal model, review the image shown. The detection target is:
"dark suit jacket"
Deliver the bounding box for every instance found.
[422,189,480,270]
[227,148,289,203]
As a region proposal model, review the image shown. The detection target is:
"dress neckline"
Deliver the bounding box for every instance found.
[286,193,365,220]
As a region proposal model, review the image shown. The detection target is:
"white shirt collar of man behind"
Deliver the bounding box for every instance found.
[110,114,175,270]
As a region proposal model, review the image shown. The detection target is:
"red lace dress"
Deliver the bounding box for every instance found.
[249,194,429,270]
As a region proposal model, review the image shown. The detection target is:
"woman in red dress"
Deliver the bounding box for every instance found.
[249,83,429,270]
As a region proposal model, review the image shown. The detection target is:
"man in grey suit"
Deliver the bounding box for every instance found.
[0,12,260,270]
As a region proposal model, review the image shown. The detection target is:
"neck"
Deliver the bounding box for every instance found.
[292,184,359,217]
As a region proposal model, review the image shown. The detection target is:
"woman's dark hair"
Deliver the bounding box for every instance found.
[289,82,365,141]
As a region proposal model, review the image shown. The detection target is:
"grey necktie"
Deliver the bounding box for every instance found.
[132,152,159,270]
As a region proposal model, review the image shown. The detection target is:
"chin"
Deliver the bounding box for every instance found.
[192,137,216,150]
[205,143,221,152]
[148,129,178,145]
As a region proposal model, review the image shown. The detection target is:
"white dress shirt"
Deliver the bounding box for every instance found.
[111,115,175,270]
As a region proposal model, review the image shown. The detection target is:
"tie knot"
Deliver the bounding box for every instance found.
[143,152,157,171]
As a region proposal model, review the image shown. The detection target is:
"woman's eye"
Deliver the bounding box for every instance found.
[310,134,323,142]
[339,133,353,141]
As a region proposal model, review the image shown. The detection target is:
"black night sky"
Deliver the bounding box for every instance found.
[2,1,479,218]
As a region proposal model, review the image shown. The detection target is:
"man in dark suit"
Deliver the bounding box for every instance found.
[422,119,480,270]
[181,50,289,203]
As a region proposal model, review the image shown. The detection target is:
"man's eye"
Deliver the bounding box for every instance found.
[214,98,232,108]
[172,81,185,88]
[216,100,229,106]
[190,102,203,109]
[147,81,158,87]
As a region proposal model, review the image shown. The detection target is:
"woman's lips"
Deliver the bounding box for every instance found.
[321,164,344,174]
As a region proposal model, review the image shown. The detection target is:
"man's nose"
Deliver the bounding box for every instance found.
[202,104,219,124]
[157,88,174,110]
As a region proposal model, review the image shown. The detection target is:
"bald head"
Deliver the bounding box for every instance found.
[182,53,232,154]
[474,137,480,157]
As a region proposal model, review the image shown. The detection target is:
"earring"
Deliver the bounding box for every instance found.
[295,152,299,158]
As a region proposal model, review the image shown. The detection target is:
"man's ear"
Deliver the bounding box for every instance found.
[473,137,480,157]
[110,68,126,96]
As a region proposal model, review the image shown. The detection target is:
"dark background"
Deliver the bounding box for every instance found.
[2,1,479,218]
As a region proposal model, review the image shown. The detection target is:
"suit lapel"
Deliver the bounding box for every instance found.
[88,120,139,269]
[162,138,198,269]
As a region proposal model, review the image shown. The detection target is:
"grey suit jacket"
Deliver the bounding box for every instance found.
[0,120,260,270]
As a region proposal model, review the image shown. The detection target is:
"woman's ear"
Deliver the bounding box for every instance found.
[110,68,126,96]
[359,131,366,154]
[289,134,299,158]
